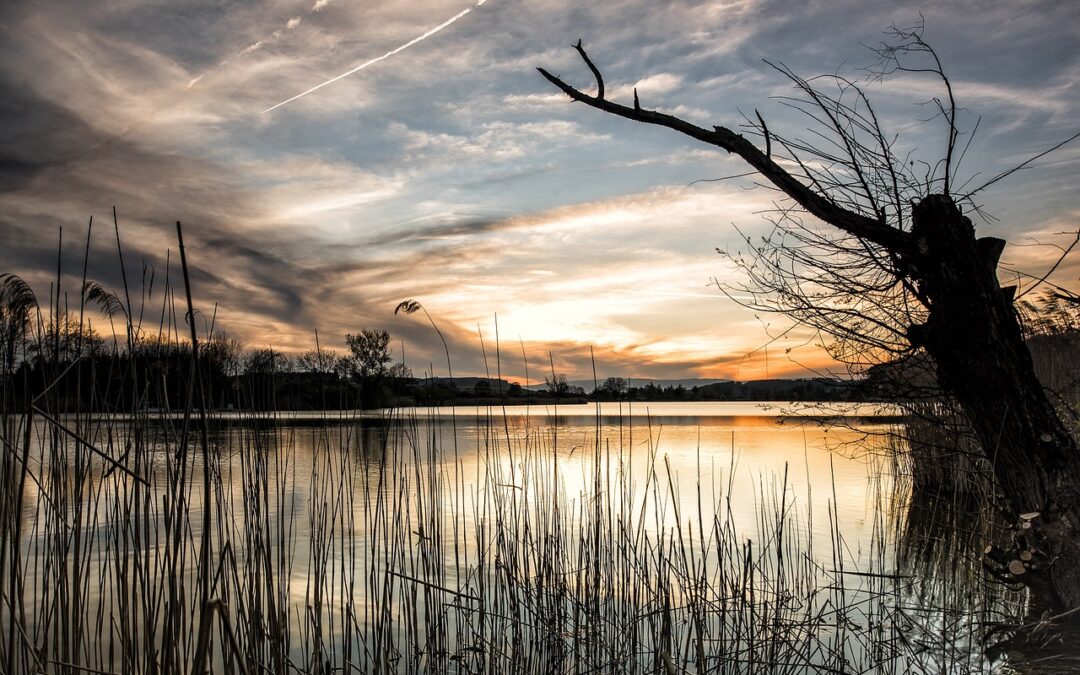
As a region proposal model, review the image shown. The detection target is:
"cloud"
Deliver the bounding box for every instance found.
[0,82,378,352]
[607,72,684,101]
[263,0,492,114]
[501,91,568,111]
[2,0,1078,382]
[389,119,610,164]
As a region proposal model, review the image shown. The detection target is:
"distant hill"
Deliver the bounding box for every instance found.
[398,375,862,404]
[526,378,732,393]
[685,378,864,402]
[421,377,515,393]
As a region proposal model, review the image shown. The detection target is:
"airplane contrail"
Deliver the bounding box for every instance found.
[263,0,488,114]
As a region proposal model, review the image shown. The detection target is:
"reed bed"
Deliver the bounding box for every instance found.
[0,389,1029,674]
[0,235,1029,672]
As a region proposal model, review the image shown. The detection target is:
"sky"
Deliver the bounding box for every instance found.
[1,0,1078,383]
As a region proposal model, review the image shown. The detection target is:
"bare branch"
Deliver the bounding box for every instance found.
[1014,230,1080,301]
[961,131,1080,200]
[537,45,913,255]
[573,39,604,100]
[755,109,771,159]
[869,20,958,196]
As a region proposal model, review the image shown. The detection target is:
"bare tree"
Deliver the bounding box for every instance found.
[539,27,1080,609]
[344,329,393,380]
[297,348,342,375]
[243,347,290,376]
[544,373,571,397]
[597,376,628,399]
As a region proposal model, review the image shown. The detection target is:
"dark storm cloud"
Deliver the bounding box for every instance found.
[0,81,110,193]
[0,71,326,343]
[199,237,308,308]
[360,217,519,247]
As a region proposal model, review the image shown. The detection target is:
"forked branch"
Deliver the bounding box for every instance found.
[537,44,914,255]
[572,39,604,100]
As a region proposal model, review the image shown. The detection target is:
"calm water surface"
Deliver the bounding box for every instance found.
[11,401,1010,673]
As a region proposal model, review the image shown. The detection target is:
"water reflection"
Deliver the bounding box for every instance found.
[3,402,1018,673]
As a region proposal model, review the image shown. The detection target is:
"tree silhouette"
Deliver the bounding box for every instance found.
[544,373,571,397]
[540,27,1080,609]
[344,329,392,380]
[296,348,341,375]
[596,376,628,399]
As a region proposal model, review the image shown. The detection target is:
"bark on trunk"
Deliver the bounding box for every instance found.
[909,194,1080,610]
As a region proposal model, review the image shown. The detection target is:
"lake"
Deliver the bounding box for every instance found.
[5,401,1018,673]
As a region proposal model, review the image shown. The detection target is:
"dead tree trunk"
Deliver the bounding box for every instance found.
[539,47,1080,609]
[908,196,1080,608]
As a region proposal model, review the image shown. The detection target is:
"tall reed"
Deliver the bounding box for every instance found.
[0,236,1028,673]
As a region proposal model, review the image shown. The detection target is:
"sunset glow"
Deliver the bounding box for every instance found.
[2,0,1077,382]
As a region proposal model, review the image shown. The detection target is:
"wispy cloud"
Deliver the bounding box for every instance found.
[2,0,1078,379]
[263,0,491,114]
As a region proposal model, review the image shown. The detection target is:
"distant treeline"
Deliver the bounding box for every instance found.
[7,335,1072,413]
[1,343,873,412]
[10,293,1074,413]
[0,311,885,413]
[608,378,870,402]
